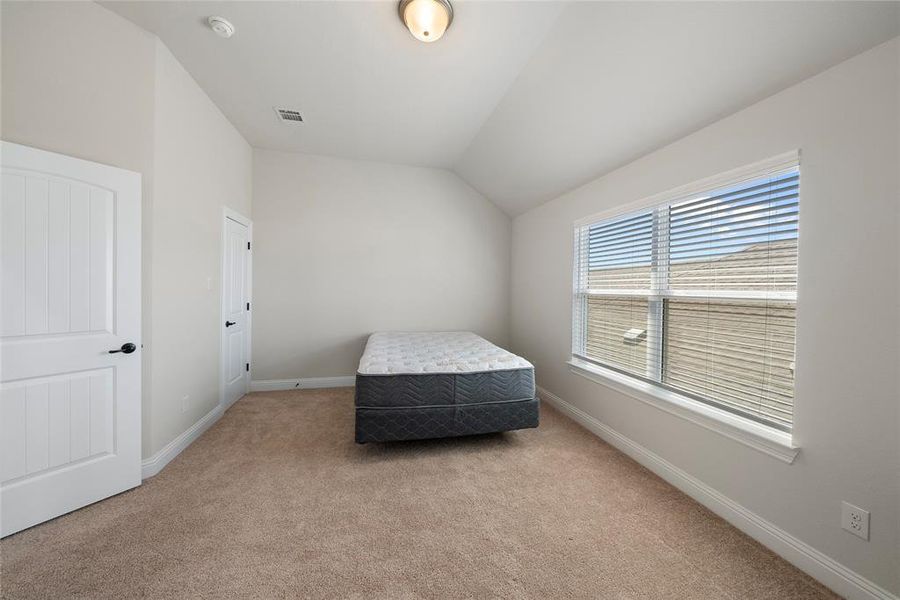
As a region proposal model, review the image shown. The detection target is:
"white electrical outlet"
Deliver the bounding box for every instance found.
[181,394,190,413]
[841,501,870,540]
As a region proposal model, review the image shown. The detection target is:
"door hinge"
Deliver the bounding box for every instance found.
[247,242,251,250]
[246,363,250,372]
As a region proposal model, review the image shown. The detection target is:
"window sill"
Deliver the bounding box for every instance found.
[566,358,800,464]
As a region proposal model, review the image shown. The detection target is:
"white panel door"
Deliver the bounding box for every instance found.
[0,142,141,537]
[221,213,251,408]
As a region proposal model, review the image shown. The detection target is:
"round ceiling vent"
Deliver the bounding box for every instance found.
[207,16,235,39]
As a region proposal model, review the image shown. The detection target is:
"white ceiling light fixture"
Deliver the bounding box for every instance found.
[399,0,453,43]
[207,16,235,39]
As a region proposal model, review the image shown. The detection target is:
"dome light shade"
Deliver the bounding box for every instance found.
[399,0,453,43]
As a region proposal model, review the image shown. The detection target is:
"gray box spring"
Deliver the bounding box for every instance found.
[355,368,539,443]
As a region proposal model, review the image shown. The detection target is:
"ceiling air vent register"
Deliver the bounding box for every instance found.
[274,108,304,125]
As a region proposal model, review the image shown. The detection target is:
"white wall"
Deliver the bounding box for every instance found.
[252,149,510,380]
[150,43,252,455]
[511,38,899,595]
[0,2,155,176]
[1,2,253,459]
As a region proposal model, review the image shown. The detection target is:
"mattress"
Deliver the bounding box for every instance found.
[355,332,539,443]
[358,331,533,375]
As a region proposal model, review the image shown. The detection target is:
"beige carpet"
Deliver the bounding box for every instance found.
[1,388,838,599]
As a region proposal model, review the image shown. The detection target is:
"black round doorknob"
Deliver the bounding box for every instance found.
[225,321,236,327]
[109,343,137,354]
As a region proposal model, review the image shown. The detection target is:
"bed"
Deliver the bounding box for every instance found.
[354,331,540,443]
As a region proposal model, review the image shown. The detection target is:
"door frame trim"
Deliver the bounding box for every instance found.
[219,207,252,411]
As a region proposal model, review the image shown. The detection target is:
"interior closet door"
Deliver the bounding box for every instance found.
[221,211,251,409]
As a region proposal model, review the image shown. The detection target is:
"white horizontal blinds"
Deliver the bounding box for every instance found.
[664,299,796,429]
[572,155,800,431]
[662,167,800,430]
[584,296,651,377]
[667,169,799,296]
[574,209,659,378]
[586,210,653,291]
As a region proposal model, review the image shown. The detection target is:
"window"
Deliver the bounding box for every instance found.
[573,155,799,432]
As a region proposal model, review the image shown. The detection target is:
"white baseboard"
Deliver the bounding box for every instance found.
[249,375,356,392]
[538,386,898,600]
[141,404,224,480]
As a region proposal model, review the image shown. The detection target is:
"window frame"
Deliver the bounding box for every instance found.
[570,152,801,459]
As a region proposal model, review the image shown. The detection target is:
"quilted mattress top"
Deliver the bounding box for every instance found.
[358,331,533,375]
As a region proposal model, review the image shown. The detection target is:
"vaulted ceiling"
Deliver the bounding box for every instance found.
[106,1,899,216]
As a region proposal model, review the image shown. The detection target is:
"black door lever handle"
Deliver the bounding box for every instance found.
[109,343,137,354]
[225,321,236,327]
